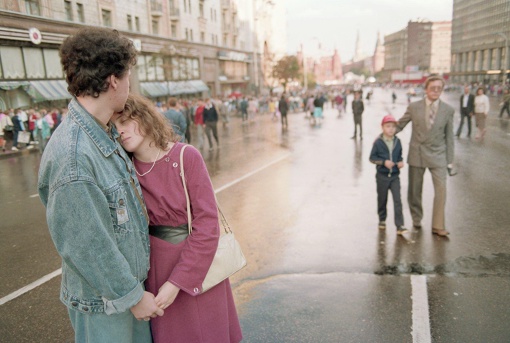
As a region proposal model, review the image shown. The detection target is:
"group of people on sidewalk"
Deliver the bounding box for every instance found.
[0,107,67,153]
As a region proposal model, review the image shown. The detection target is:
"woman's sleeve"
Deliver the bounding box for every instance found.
[168,146,220,296]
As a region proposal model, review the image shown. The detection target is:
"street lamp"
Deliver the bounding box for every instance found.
[496,32,508,86]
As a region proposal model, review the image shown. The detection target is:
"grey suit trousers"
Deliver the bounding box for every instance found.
[408,166,447,230]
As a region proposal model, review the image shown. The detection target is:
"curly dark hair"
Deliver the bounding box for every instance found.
[59,27,137,98]
[119,93,180,150]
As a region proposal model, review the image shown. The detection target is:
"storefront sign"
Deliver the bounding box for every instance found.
[28,28,42,45]
[217,51,251,62]
[131,39,142,52]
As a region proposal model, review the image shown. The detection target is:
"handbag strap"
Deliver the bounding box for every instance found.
[179,144,232,235]
[179,144,192,235]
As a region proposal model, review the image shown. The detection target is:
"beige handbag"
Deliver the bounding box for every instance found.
[180,145,247,293]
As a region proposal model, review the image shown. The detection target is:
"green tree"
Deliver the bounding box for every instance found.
[272,55,301,91]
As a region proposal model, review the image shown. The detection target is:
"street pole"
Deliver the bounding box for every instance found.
[496,32,508,86]
[302,43,308,90]
[252,0,259,95]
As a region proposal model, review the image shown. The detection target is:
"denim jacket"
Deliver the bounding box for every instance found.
[38,98,150,315]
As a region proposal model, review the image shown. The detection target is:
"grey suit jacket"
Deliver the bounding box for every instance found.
[397,99,454,168]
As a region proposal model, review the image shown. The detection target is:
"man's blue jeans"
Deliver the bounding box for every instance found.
[68,307,152,343]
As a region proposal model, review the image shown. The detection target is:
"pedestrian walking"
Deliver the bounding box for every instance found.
[370,115,407,235]
[0,111,13,152]
[392,91,397,105]
[112,93,243,343]
[396,76,455,236]
[203,98,220,150]
[32,112,51,153]
[456,86,474,137]
[37,27,161,343]
[312,94,324,125]
[163,98,187,142]
[306,94,315,120]
[10,109,24,150]
[335,93,344,117]
[351,91,364,139]
[279,94,289,129]
[473,86,490,140]
[498,88,510,118]
[194,100,206,150]
[247,97,258,122]
[240,97,248,123]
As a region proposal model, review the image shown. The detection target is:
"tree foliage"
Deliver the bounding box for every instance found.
[272,55,301,89]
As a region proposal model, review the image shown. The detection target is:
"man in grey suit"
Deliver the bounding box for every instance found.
[397,76,454,236]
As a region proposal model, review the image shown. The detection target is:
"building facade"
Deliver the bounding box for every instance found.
[0,0,281,110]
[450,0,510,84]
[382,20,452,82]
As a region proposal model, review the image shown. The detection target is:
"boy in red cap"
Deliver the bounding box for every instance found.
[369,115,407,235]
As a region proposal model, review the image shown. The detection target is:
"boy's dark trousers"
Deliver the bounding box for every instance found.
[376,173,404,227]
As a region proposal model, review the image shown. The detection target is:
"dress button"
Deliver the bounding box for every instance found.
[119,199,125,206]
[82,306,89,312]
[165,157,170,162]
[71,302,78,307]
[173,162,178,168]
[193,288,200,294]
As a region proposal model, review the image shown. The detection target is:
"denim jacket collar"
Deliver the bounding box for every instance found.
[68,98,119,157]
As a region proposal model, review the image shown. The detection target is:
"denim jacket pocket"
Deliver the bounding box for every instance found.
[106,187,131,235]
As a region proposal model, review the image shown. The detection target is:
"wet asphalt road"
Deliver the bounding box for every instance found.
[1,88,510,342]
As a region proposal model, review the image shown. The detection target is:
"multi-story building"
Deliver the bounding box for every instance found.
[430,21,452,74]
[450,0,510,85]
[383,28,407,75]
[382,20,451,82]
[0,0,280,110]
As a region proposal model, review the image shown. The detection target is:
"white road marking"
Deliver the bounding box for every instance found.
[1,154,290,306]
[411,275,432,343]
[0,268,62,306]
[214,154,291,194]
[29,194,39,198]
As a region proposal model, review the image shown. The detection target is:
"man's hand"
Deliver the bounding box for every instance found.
[397,161,404,169]
[130,291,164,321]
[155,281,180,310]
[384,160,395,169]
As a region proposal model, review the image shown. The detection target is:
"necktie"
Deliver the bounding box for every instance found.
[429,104,436,127]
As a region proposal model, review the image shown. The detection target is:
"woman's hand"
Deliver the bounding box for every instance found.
[155,281,180,310]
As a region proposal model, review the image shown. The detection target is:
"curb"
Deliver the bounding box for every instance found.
[0,148,39,160]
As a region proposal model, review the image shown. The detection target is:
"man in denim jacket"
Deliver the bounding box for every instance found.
[38,27,163,342]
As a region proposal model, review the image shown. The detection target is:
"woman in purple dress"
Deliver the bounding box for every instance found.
[112,93,242,343]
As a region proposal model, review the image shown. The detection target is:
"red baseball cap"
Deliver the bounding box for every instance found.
[382,114,397,125]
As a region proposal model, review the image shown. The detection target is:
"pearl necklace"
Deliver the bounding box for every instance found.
[132,149,161,177]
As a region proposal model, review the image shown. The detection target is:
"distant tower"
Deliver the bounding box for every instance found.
[354,30,362,62]
[373,31,385,74]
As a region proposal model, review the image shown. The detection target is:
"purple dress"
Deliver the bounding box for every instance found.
[134,142,242,343]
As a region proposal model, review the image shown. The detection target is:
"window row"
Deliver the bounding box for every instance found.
[0,47,62,80]
[137,55,200,81]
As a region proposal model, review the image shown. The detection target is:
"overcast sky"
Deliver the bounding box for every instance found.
[286,0,453,61]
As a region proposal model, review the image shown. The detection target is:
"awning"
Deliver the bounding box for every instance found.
[140,82,172,98]
[187,80,209,92]
[25,80,71,102]
[0,81,29,90]
[140,80,209,98]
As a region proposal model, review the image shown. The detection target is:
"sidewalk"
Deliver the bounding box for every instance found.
[0,147,39,160]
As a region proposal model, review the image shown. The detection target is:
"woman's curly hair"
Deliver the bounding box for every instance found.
[60,27,137,98]
[120,93,180,150]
